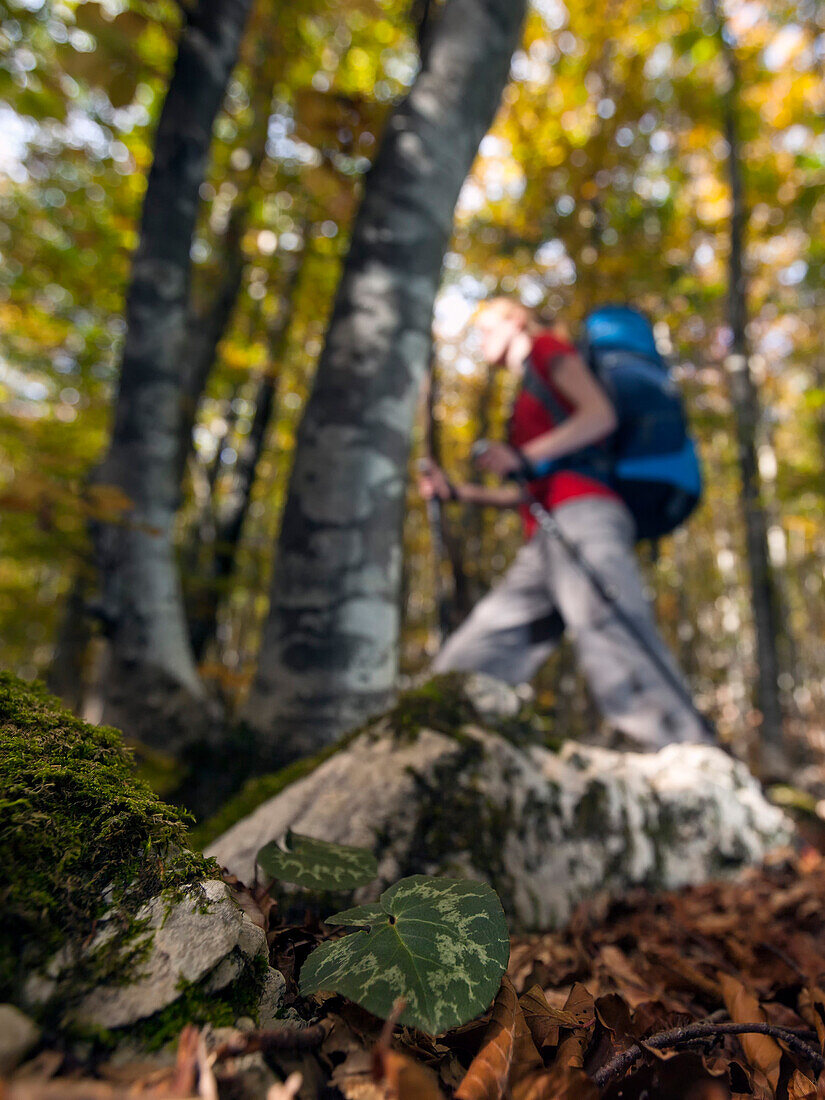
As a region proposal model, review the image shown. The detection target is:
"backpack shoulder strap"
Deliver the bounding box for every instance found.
[521,353,570,425]
[518,353,616,487]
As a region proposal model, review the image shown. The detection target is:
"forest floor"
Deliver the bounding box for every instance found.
[7,843,825,1100]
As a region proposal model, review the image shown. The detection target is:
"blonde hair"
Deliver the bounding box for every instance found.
[474,296,573,340]
[474,297,536,327]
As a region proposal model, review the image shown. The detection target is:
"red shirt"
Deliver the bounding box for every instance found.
[508,331,618,536]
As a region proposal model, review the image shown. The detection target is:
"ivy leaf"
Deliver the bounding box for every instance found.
[299,876,510,1035]
[256,831,378,891]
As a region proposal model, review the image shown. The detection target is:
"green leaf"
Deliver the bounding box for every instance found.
[299,876,510,1035]
[256,831,379,891]
[328,902,386,926]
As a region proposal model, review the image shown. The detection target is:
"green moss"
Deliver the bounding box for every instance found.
[133,953,268,1051]
[385,674,480,740]
[572,779,610,835]
[389,674,559,751]
[0,673,212,1003]
[491,707,562,752]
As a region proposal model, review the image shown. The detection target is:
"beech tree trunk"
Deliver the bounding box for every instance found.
[423,361,460,643]
[91,0,254,742]
[244,0,527,760]
[47,570,94,711]
[456,364,497,618]
[187,259,303,661]
[178,29,280,482]
[714,7,786,757]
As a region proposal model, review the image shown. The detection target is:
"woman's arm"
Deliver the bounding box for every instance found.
[456,483,523,508]
[418,462,522,509]
[520,352,617,469]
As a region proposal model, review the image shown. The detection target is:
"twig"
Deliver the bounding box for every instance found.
[211,1023,326,1061]
[593,1020,825,1087]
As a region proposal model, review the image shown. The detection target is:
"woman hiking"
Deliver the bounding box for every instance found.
[420,297,711,749]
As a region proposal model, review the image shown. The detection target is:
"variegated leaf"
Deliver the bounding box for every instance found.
[300,876,510,1035]
[256,831,378,891]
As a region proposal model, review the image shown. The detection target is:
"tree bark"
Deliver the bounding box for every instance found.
[47,568,94,712]
[188,258,303,661]
[457,364,497,617]
[713,7,786,757]
[244,0,527,760]
[422,359,459,643]
[178,28,280,482]
[91,0,255,742]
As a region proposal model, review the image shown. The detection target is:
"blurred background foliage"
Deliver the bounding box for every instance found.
[1,0,823,753]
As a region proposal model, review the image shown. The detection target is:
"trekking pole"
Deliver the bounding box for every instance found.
[527,487,716,740]
[471,445,716,741]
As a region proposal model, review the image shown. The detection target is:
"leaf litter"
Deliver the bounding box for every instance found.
[7,849,825,1098]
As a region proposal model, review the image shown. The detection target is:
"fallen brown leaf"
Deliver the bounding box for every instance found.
[799,987,825,1053]
[519,985,569,1049]
[516,1064,598,1100]
[788,1070,819,1100]
[719,975,782,1098]
[597,945,651,1008]
[372,1050,446,1100]
[455,978,533,1100]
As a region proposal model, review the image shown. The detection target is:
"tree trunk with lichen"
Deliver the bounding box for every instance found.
[186,257,303,662]
[710,0,785,763]
[177,21,283,484]
[243,0,528,762]
[90,0,254,745]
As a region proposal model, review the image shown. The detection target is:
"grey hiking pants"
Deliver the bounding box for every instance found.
[433,496,708,748]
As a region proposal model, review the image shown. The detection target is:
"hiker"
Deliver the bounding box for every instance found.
[420,297,711,749]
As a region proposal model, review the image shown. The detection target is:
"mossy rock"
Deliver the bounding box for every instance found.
[383,673,481,739]
[207,677,795,932]
[0,673,212,1007]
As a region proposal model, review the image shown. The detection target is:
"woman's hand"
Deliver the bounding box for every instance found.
[417,460,455,501]
[472,441,524,478]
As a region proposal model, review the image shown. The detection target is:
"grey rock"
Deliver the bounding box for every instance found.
[71,880,246,1029]
[208,691,794,931]
[20,880,283,1045]
[237,919,268,961]
[21,972,57,1011]
[203,951,245,994]
[0,1005,41,1074]
[256,967,287,1028]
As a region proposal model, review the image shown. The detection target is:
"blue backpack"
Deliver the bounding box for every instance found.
[525,305,702,541]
